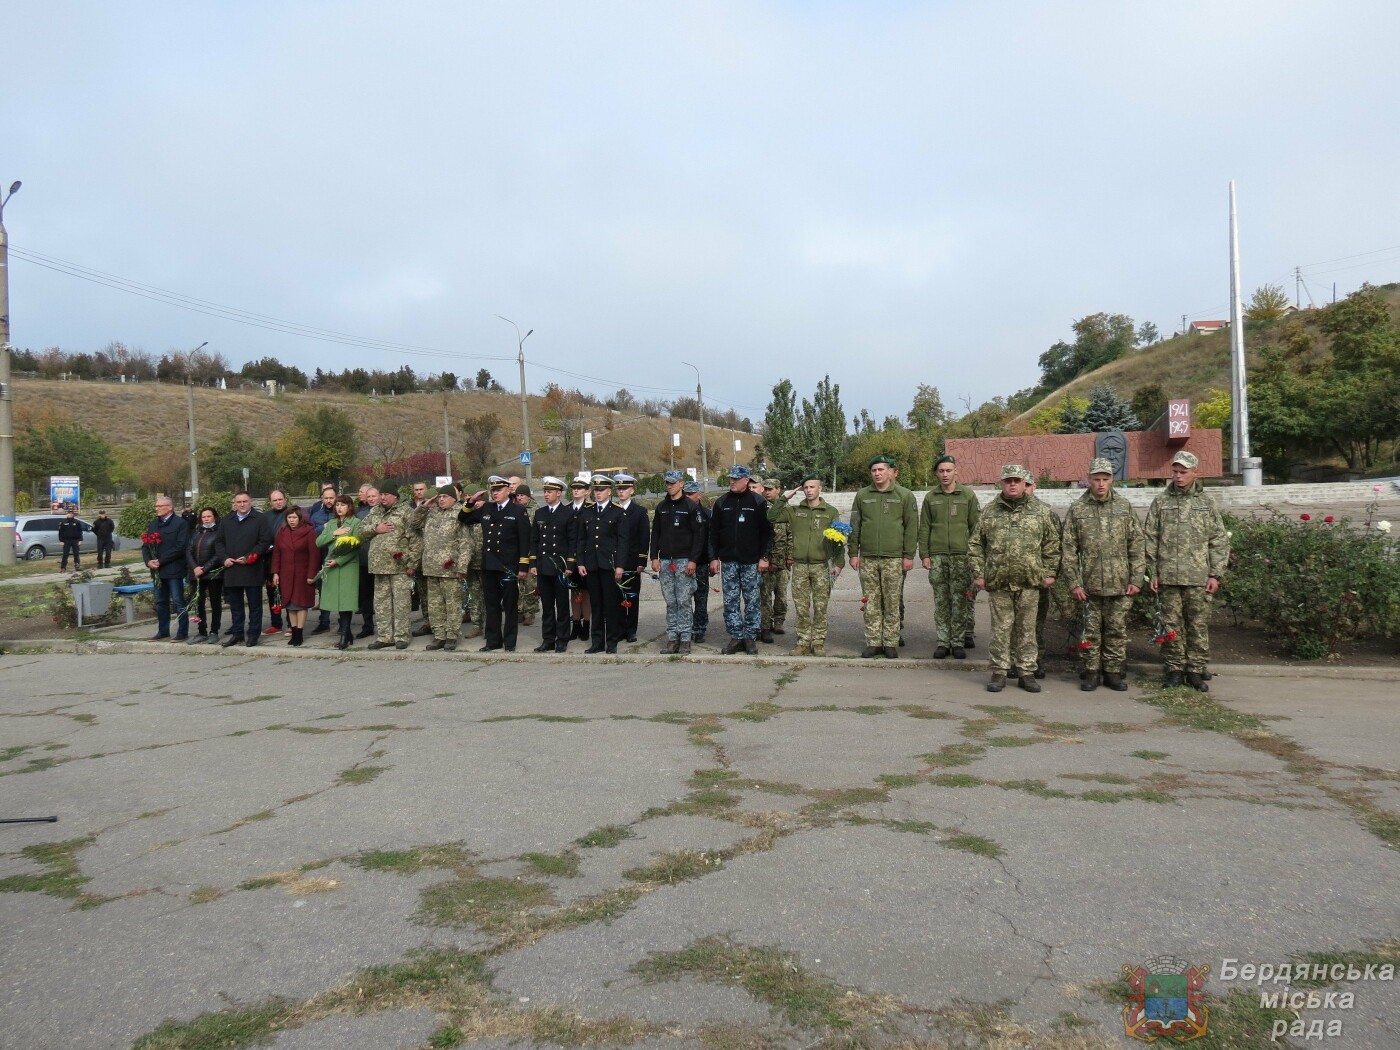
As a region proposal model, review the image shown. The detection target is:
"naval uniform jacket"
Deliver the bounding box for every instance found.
[616,499,651,574]
[575,501,626,572]
[531,502,578,577]
[459,500,531,574]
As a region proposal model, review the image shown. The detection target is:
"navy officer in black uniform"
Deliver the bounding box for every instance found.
[613,472,651,643]
[458,474,532,652]
[575,473,626,653]
[530,476,578,653]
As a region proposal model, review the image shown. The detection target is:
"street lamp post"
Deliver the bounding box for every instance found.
[680,361,708,489]
[497,316,534,489]
[0,179,22,567]
[186,341,208,506]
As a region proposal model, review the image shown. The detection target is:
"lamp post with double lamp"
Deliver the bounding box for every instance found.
[185,341,208,506]
[497,315,533,489]
[680,361,709,490]
[0,179,22,567]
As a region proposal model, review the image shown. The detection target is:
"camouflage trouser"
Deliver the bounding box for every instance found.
[858,558,903,648]
[658,559,695,640]
[1035,586,1051,662]
[463,568,484,624]
[1078,594,1132,673]
[927,554,974,647]
[1159,585,1212,673]
[988,587,1039,675]
[692,568,710,635]
[720,562,761,640]
[423,575,463,641]
[373,574,414,645]
[518,571,539,620]
[761,566,789,631]
[790,562,833,648]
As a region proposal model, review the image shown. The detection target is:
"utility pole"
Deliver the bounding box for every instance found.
[1294,267,1301,308]
[442,391,452,479]
[1181,313,1187,336]
[681,361,708,489]
[1228,180,1258,484]
[497,316,533,489]
[0,180,22,567]
[185,341,208,505]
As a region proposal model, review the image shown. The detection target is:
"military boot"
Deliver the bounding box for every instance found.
[1185,672,1209,693]
[986,673,1006,693]
[1164,671,1186,688]
[1103,672,1128,691]
[1018,674,1042,693]
[1080,672,1099,692]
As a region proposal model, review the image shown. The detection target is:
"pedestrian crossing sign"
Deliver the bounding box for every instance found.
[520,451,532,465]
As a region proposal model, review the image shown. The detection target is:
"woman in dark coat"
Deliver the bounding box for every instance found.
[271,506,322,646]
[186,507,224,643]
[315,494,363,650]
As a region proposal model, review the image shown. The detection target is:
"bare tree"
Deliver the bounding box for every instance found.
[461,413,502,482]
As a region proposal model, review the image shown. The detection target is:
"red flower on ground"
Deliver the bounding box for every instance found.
[1324,516,1334,523]
[1300,514,1311,521]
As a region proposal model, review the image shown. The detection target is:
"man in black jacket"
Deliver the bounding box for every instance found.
[613,473,650,643]
[92,510,116,568]
[708,465,772,654]
[215,492,273,647]
[458,475,531,652]
[685,480,712,643]
[57,510,85,570]
[650,469,708,654]
[575,474,626,653]
[263,489,295,635]
[529,477,578,653]
[145,496,191,640]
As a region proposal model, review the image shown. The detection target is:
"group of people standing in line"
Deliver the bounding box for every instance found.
[133,447,1228,692]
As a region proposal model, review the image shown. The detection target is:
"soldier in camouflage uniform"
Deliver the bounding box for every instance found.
[511,479,540,627]
[461,516,486,639]
[1060,458,1146,691]
[357,484,423,649]
[1019,476,1061,680]
[1144,450,1229,692]
[759,479,792,642]
[969,464,1061,693]
[768,475,844,655]
[918,454,980,660]
[418,485,474,651]
[849,455,918,658]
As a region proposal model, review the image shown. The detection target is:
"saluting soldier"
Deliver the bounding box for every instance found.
[1144,450,1230,692]
[1061,457,1145,691]
[418,485,474,651]
[458,475,532,652]
[614,472,650,643]
[357,483,423,650]
[576,474,626,653]
[530,477,578,653]
[759,479,792,643]
[969,465,1061,693]
[768,475,845,656]
[918,454,981,660]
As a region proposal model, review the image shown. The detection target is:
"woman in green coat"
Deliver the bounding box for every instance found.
[316,494,363,649]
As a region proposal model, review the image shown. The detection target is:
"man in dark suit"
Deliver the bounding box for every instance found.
[613,472,650,643]
[214,491,273,647]
[458,475,531,652]
[57,510,85,571]
[145,496,191,640]
[92,509,116,568]
[529,476,578,653]
[575,474,626,654]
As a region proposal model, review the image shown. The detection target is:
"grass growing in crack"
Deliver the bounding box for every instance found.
[337,765,388,786]
[731,702,782,723]
[224,694,281,705]
[1130,750,1170,761]
[0,836,112,907]
[804,786,888,816]
[1290,940,1400,987]
[772,668,801,690]
[631,936,896,1031]
[999,779,1074,800]
[378,699,414,707]
[623,849,720,885]
[1138,686,1266,733]
[1061,773,1134,785]
[131,999,297,1050]
[669,789,742,816]
[333,946,490,1002]
[919,743,986,768]
[928,772,984,788]
[984,735,1039,748]
[428,1025,464,1047]
[942,834,1004,858]
[848,705,886,715]
[1078,789,1174,804]
[887,820,936,834]
[189,887,224,904]
[519,851,580,878]
[876,773,920,788]
[351,843,473,874]
[973,704,1039,723]
[238,869,339,895]
[480,713,589,723]
[418,874,554,930]
[690,768,740,786]
[898,704,955,720]
[575,824,635,849]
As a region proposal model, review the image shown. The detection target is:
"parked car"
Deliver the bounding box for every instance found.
[13,514,100,561]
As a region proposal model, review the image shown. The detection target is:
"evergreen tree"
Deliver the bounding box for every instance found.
[1080,383,1141,432]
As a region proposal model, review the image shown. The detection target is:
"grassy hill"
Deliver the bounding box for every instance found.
[1011,282,1400,427]
[14,378,741,491]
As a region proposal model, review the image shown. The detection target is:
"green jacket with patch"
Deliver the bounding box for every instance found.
[1060,488,1145,595]
[917,484,981,557]
[849,485,918,560]
[768,498,846,567]
[1143,480,1229,586]
[968,493,1061,590]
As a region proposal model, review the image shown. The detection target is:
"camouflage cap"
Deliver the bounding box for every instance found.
[761,478,780,490]
[1171,450,1200,469]
[1000,463,1030,481]
[663,469,685,484]
[1088,457,1115,475]
[729,464,751,479]
[682,480,701,493]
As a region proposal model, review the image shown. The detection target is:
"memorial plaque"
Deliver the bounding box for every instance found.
[1094,431,1129,480]
[1165,399,1191,444]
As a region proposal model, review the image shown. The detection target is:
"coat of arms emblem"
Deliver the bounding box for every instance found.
[1122,956,1210,1042]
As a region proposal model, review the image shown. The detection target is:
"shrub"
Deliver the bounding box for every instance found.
[1220,512,1400,657]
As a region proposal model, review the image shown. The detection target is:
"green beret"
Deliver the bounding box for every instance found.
[934,454,955,467]
[868,454,896,469]
[801,473,821,484]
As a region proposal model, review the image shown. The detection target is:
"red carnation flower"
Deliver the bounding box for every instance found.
[621,600,633,609]
[860,597,869,604]
[1300,513,1311,521]
[1324,516,1334,523]
[246,552,259,564]
[1165,630,1177,641]
[1078,640,1092,650]
[442,558,455,569]
[392,551,404,560]
[271,604,283,614]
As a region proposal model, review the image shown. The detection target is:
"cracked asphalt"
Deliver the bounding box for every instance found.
[1,648,1397,1049]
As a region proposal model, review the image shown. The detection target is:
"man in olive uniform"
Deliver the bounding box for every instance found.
[1061,458,1145,691]
[849,455,918,659]
[969,465,1061,693]
[530,477,578,653]
[769,475,844,656]
[1144,450,1229,692]
[759,479,792,643]
[418,485,473,651]
[459,475,532,652]
[357,483,422,650]
[1020,475,1061,680]
[510,477,541,627]
[918,454,980,660]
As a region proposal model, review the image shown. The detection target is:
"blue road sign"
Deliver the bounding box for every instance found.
[519,451,532,465]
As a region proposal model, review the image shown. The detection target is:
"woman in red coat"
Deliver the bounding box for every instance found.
[271,506,323,646]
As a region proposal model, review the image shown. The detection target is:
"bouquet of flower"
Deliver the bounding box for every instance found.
[314,534,361,582]
[823,521,852,544]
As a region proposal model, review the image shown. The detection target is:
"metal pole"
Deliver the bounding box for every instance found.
[497,316,533,489]
[186,342,207,506]
[682,361,708,489]
[1228,181,1253,478]
[0,180,21,567]
[442,391,452,479]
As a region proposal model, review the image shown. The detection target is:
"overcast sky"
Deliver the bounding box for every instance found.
[6,1,1399,425]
